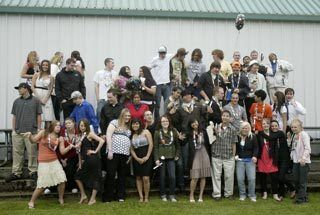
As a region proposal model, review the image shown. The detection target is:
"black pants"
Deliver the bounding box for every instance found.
[63,156,79,191]
[244,97,255,123]
[293,163,309,202]
[278,160,295,196]
[102,154,129,202]
[259,172,279,194]
[51,95,61,121]
[61,100,76,120]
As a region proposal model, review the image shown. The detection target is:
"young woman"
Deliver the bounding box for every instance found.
[130,118,153,202]
[114,66,132,104]
[27,121,67,209]
[270,120,295,198]
[289,119,311,204]
[103,108,132,202]
[58,118,79,193]
[126,91,149,125]
[71,50,85,77]
[139,66,157,112]
[21,51,39,84]
[153,115,182,202]
[235,122,258,202]
[257,119,281,201]
[31,60,55,128]
[272,91,288,131]
[188,118,211,202]
[75,119,105,205]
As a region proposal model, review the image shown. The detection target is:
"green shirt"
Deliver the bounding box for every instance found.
[153,128,181,160]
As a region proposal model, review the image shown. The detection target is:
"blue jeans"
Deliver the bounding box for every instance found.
[155,83,171,119]
[159,159,176,196]
[176,141,189,189]
[236,160,256,199]
[96,99,107,122]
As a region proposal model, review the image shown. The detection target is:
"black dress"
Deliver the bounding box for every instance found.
[75,137,102,191]
[132,135,153,176]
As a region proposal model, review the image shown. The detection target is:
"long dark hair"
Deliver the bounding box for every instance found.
[188,118,202,134]
[273,91,286,114]
[39,60,51,78]
[130,118,144,138]
[78,119,90,134]
[156,115,173,131]
[140,66,156,83]
[191,48,203,61]
[71,50,85,69]
[119,66,131,78]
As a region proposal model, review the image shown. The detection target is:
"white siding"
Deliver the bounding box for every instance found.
[0,14,319,128]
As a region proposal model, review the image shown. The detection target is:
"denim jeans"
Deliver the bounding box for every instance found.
[155,83,171,119]
[236,160,256,199]
[159,159,176,196]
[96,99,107,122]
[176,141,189,189]
[293,163,309,202]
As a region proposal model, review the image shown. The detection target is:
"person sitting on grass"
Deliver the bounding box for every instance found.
[27,121,67,209]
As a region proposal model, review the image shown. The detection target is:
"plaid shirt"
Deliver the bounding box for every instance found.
[211,124,237,159]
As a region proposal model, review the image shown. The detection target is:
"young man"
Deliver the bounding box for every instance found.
[69,91,99,134]
[249,90,272,132]
[170,48,188,87]
[212,49,233,82]
[250,50,267,77]
[150,46,173,119]
[144,110,156,136]
[285,88,306,132]
[55,58,86,120]
[226,62,250,105]
[198,61,225,102]
[207,86,225,126]
[223,92,247,131]
[211,110,238,200]
[93,58,117,120]
[266,53,293,103]
[164,86,183,114]
[6,83,42,182]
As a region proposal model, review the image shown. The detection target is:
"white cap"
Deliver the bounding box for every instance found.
[158,46,167,53]
[70,91,82,99]
[249,60,259,67]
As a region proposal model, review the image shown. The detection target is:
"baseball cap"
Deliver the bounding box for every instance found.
[158,46,167,53]
[14,83,31,89]
[248,60,259,67]
[70,91,83,99]
[177,48,188,56]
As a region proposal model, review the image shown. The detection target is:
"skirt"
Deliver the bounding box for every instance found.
[37,160,67,188]
[190,146,211,179]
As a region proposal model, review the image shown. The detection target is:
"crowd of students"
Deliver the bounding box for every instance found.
[7,47,310,209]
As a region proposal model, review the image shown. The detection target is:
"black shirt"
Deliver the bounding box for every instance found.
[100,102,123,134]
[55,68,86,102]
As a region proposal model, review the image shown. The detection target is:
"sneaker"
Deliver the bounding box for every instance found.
[213,197,221,201]
[118,199,125,202]
[239,197,246,201]
[5,173,21,182]
[262,192,267,200]
[71,188,78,194]
[161,196,168,202]
[170,197,177,202]
[30,172,37,181]
[44,189,51,195]
[250,197,257,202]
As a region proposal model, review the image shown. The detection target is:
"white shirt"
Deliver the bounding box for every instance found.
[272,105,287,130]
[93,69,117,100]
[150,54,173,85]
[50,63,60,96]
[287,100,306,125]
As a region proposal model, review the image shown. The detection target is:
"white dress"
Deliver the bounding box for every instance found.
[34,76,55,121]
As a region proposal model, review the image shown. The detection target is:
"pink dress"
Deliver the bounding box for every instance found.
[257,141,278,173]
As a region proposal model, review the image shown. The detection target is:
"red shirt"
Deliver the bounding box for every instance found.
[126,103,149,125]
[249,102,272,131]
[57,127,78,159]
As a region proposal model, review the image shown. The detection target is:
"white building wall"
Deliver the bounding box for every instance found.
[0,14,319,129]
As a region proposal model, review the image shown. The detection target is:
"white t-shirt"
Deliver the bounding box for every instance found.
[273,105,287,130]
[50,64,60,78]
[93,69,117,100]
[150,54,173,85]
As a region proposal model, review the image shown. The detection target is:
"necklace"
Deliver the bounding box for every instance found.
[193,132,202,150]
[253,103,266,131]
[231,74,241,89]
[159,129,173,145]
[48,134,58,151]
[230,104,241,119]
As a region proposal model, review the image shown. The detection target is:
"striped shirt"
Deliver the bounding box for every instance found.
[211,124,237,159]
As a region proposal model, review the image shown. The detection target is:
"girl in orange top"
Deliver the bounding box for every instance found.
[27,121,68,209]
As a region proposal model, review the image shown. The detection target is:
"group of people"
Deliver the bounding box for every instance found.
[7,47,310,209]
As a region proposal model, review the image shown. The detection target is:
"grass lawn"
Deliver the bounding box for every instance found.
[0,193,319,215]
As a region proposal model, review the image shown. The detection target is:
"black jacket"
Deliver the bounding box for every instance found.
[207,98,222,125]
[198,71,225,99]
[227,73,250,100]
[236,134,259,159]
[55,68,86,103]
[100,102,123,134]
[257,131,279,165]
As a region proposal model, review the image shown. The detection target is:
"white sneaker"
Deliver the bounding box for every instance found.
[71,188,78,194]
[239,197,246,201]
[171,198,177,202]
[161,197,167,202]
[250,197,257,202]
[44,188,51,195]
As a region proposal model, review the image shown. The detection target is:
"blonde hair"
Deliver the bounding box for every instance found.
[118,108,131,128]
[51,52,63,65]
[239,121,253,137]
[291,119,303,129]
[27,51,38,66]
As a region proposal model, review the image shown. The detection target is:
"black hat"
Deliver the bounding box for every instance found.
[14,83,31,89]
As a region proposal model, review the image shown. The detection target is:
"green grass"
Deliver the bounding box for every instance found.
[0,193,319,215]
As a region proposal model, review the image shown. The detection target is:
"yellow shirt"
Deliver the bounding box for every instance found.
[220,60,233,80]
